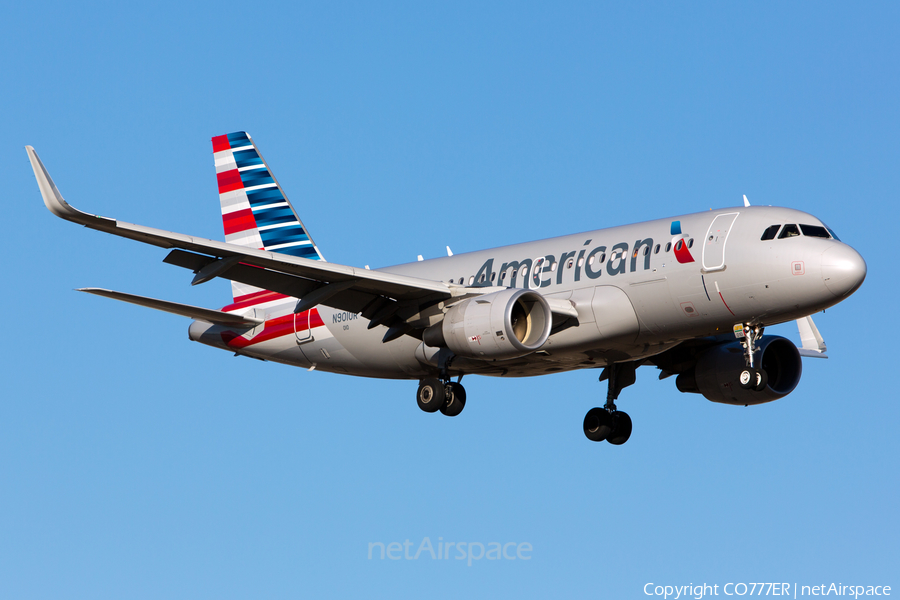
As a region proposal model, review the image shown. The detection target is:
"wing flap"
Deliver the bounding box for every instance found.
[162,249,388,314]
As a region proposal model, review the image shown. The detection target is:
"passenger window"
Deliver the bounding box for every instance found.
[665,242,671,252]
[779,224,801,238]
[800,224,831,238]
[458,278,464,285]
[760,225,780,240]
[654,244,660,254]
[688,238,694,248]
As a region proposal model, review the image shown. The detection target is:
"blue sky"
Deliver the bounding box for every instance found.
[3,2,897,598]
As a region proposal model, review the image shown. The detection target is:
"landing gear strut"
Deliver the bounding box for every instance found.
[416,372,467,417]
[583,362,635,445]
[736,324,768,391]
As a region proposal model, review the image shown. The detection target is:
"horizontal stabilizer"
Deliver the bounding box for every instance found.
[78,288,263,327]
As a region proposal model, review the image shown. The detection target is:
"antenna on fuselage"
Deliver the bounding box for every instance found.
[743,194,751,207]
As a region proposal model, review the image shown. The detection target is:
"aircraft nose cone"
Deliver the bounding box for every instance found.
[822,244,866,298]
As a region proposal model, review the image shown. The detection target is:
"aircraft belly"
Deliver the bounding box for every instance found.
[189,318,317,369]
[248,343,315,368]
[304,306,424,379]
[626,277,682,335]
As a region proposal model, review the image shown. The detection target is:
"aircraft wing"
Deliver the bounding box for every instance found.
[797,315,828,358]
[28,146,455,329]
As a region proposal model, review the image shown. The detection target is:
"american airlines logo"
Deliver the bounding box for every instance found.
[669,220,695,264]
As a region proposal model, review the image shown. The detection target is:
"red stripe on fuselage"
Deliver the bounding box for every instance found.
[223,208,257,235]
[224,309,324,349]
[217,169,244,194]
[718,291,736,316]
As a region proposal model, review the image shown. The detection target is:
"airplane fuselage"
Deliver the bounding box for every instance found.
[188,205,863,379]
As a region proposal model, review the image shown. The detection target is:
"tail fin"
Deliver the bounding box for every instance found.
[211,131,325,301]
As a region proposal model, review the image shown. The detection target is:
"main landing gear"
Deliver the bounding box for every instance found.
[736,323,768,392]
[583,362,635,445]
[416,376,467,417]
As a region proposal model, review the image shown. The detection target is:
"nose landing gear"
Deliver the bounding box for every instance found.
[583,362,635,445]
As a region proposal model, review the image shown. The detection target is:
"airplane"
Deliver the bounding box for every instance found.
[26,132,867,445]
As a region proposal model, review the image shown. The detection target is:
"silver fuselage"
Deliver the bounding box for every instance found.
[188,205,866,380]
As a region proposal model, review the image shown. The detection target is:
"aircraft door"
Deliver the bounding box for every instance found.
[294,308,314,343]
[702,212,739,272]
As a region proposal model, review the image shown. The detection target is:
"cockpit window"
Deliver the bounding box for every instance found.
[778,224,801,239]
[824,225,841,241]
[760,225,780,240]
[800,224,831,239]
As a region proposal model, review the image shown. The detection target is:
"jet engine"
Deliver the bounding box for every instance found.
[423,288,552,360]
[676,336,803,405]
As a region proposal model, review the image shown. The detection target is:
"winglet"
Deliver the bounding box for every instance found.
[26,146,112,226]
[743,194,751,207]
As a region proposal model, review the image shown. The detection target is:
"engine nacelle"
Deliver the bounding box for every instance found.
[676,336,803,405]
[423,288,552,360]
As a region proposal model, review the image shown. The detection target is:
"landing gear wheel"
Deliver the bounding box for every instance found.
[416,378,445,413]
[583,407,613,442]
[753,369,768,392]
[440,382,467,417]
[739,368,756,389]
[607,411,632,445]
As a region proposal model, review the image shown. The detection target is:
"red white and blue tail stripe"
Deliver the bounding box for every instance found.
[212,131,325,301]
